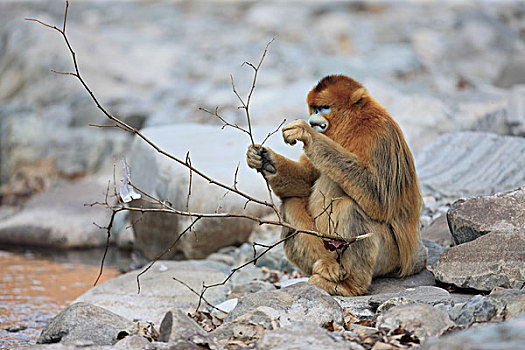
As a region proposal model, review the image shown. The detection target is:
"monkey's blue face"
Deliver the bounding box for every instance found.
[308,106,331,133]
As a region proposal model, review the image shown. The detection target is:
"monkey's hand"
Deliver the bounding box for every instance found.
[246,144,277,174]
[283,119,313,147]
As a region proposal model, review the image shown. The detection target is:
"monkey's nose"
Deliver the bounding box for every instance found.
[308,115,329,133]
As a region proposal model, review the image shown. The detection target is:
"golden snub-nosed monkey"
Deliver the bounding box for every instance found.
[246,75,426,296]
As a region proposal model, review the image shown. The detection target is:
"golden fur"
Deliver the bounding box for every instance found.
[247,75,426,296]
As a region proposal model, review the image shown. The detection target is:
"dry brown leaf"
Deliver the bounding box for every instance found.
[261,267,281,283]
[190,311,223,332]
[343,308,360,328]
[356,319,373,327]
[323,320,346,332]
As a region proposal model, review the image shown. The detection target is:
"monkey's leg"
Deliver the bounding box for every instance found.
[309,236,378,296]
[307,199,380,296]
[280,197,334,275]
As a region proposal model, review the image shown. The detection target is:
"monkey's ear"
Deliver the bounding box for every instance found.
[350,88,366,105]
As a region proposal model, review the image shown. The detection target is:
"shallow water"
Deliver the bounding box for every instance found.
[0,248,123,349]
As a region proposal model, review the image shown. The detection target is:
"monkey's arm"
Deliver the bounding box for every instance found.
[246,145,319,199]
[282,120,394,222]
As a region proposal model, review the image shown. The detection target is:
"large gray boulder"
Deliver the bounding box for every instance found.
[74,260,231,325]
[432,231,525,291]
[127,123,301,260]
[0,104,128,184]
[0,176,115,248]
[37,302,133,346]
[447,186,525,245]
[416,132,525,199]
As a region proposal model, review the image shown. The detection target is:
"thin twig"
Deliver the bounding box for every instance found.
[242,36,277,144]
[172,277,227,314]
[233,162,240,191]
[194,230,296,311]
[199,107,251,137]
[93,207,121,285]
[26,10,276,212]
[136,218,201,293]
[261,118,286,146]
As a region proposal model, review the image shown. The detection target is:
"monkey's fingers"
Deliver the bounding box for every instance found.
[282,130,299,145]
[246,147,263,169]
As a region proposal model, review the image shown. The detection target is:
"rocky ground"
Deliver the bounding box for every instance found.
[1,1,525,349]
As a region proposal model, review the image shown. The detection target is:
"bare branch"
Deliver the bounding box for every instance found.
[62,0,69,32]
[241,61,257,71]
[261,118,286,146]
[50,70,76,76]
[136,218,202,293]
[24,18,60,31]
[93,208,121,286]
[233,162,240,191]
[199,107,251,137]
[172,277,227,314]
[193,230,296,311]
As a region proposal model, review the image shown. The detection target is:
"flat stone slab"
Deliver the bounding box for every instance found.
[368,286,452,309]
[367,269,436,295]
[74,260,231,325]
[257,321,363,350]
[336,271,438,318]
[0,176,113,248]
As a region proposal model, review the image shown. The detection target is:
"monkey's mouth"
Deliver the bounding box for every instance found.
[308,115,329,133]
[311,123,327,132]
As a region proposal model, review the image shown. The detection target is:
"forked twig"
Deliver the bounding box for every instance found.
[172,277,227,314]
[136,218,202,293]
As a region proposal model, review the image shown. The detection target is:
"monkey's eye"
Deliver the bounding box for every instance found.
[319,106,331,114]
[311,105,331,115]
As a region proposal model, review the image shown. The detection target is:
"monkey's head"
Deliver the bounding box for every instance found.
[306,75,379,142]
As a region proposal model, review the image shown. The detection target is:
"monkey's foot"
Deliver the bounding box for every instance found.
[309,273,366,297]
[312,258,345,283]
